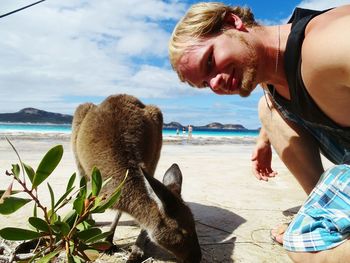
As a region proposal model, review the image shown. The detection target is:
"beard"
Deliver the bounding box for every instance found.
[225,31,258,97]
[239,62,257,97]
[238,39,258,97]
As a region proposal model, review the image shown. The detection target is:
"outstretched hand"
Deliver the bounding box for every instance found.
[251,140,278,181]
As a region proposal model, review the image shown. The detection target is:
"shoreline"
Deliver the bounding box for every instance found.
[0,132,257,145]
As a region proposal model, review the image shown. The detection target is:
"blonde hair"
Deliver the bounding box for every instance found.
[169,2,259,81]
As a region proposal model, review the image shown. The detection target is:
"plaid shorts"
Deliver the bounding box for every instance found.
[283,164,350,251]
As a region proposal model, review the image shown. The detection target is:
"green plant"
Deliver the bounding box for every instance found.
[0,138,126,262]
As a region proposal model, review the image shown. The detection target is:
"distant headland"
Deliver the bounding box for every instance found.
[0,108,72,124]
[0,108,249,130]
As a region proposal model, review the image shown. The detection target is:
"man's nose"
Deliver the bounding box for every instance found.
[209,74,224,93]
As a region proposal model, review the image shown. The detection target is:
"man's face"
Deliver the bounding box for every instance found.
[177,30,258,97]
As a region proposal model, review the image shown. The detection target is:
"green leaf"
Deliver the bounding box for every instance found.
[28,217,50,233]
[55,186,75,209]
[73,177,88,215]
[0,227,42,240]
[79,176,87,198]
[33,203,38,217]
[92,170,127,213]
[47,183,55,213]
[66,173,76,191]
[91,196,102,210]
[47,209,58,224]
[23,163,35,183]
[91,188,122,214]
[5,137,26,179]
[76,228,102,241]
[63,210,78,227]
[32,145,63,188]
[50,225,60,234]
[76,219,94,231]
[36,250,60,263]
[0,196,32,215]
[73,195,85,215]
[86,231,113,244]
[91,167,102,197]
[11,164,20,179]
[54,221,70,236]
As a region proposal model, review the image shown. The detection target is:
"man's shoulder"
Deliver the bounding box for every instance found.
[304,5,350,36]
[302,6,350,65]
[301,12,350,101]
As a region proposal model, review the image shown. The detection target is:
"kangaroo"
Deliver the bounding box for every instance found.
[71,94,201,263]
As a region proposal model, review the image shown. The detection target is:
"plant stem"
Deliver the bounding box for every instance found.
[66,199,95,240]
[14,177,55,250]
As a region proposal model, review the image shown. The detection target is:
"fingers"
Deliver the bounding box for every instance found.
[252,162,261,179]
[266,167,278,177]
[252,163,278,181]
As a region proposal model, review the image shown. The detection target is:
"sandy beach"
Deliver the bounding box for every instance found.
[0,133,333,262]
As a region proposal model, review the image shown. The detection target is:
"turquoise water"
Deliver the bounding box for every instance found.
[163,128,258,137]
[0,123,71,133]
[0,123,259,137]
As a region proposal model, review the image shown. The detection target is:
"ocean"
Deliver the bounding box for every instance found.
[163,128,258,137]
[0,123,259,138]
[0,123,71,134]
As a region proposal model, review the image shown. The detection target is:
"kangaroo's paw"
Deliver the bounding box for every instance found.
[126,244,146,263]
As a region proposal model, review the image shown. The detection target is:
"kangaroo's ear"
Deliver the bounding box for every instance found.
[162,163,183,196]
[140,167,180,217]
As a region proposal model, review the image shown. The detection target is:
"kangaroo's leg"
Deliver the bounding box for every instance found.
[126,230,149,263]
[105,210,123,252]
[71,103,95,179]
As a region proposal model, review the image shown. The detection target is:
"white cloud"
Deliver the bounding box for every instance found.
[0,0,187,114]
[297,0,350,9]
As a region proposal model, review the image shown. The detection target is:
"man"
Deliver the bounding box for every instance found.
[168,2,350,262]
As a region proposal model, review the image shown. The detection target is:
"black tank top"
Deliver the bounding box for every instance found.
[268,7,341,128]
[268,7,350,164]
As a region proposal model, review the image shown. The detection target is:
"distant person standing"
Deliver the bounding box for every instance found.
[176,128,180,136]
[181,127,187,145]
[188,125,193,140]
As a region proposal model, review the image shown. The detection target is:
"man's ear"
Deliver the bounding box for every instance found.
[224,12,246,31]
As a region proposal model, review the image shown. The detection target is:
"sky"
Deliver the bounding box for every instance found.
[0,0,349,129]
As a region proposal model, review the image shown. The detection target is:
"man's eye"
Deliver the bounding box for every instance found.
[207,52,213,69]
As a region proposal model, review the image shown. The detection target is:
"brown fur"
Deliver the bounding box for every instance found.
[71,94,201,263]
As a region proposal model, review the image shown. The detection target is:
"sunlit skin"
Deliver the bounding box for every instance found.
[176,13,289,99]
[175,13,291,181]
[177,31,258,97]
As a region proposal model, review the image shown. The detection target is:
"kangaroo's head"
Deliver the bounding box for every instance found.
[142,164,202,263]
